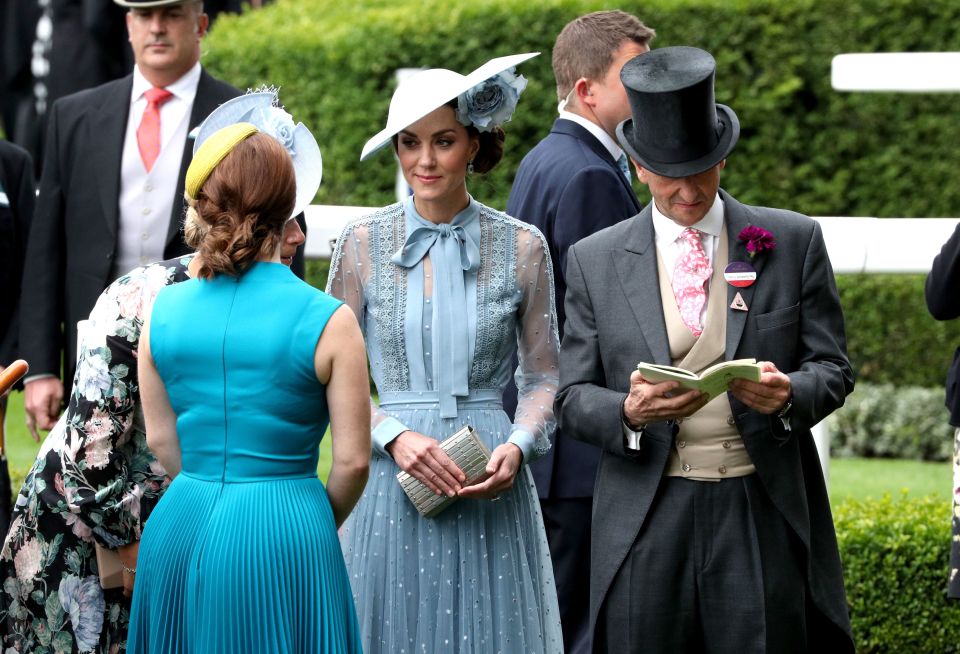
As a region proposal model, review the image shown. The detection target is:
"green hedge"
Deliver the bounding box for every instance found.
[205,0,960,387]
[836,275,960,388]
[204,0,960,215]
[829,383,953,461]
[836,495,960,653]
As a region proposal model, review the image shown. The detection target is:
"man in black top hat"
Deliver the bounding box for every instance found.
[555,46,855,652]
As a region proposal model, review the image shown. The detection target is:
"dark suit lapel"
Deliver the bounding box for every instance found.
[723,190,768,359]
[614,206,671,364]
[553,118,642,212]
[166,69,223,245]
[91,76,133,242]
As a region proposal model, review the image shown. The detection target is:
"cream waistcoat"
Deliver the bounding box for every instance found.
[657,228,756,480]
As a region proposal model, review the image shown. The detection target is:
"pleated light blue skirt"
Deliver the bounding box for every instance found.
[128,473,362,654]
[340,394,563,654]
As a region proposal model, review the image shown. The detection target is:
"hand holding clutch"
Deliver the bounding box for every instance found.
[396,425,491,518]
[457,442,522,500]
[388,429,467,497]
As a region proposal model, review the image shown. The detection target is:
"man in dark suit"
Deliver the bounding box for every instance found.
[925,222,960,599]
[0,141,35,372]
[502,12,654,653]
[0,140,34,537]
[19,0,240,439]
[555,47,855,653]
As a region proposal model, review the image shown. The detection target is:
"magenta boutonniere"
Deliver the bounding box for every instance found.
[738,226,776,259]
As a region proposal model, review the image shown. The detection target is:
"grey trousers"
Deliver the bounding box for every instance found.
[597,475,808,654]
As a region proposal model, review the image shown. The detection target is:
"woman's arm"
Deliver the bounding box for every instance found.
[139,310,182,477]
[54,266,175,549]
[509,226,561,462]
[315,305,371,527]
[461,226,560,500]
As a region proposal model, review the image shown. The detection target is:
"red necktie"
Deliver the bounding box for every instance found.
[672,228,712,336]
[137,87,174,172]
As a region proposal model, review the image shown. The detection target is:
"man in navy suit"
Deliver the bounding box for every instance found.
[502,11,655,653]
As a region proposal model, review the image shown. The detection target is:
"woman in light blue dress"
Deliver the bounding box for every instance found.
[328,54,563,653]
[128,100,370,653]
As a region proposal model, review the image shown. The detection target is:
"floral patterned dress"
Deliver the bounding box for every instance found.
[1,256,192,653]
[952,427,960,598]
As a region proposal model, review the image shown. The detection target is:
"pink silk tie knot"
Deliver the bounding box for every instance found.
[672,227,711,337]
[137,87,174,172]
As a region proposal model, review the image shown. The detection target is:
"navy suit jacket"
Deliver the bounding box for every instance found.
[0,141,35,367]
[19,70,240,392]
[504,118,641,498]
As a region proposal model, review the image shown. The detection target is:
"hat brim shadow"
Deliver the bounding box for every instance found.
[617,104,740,178]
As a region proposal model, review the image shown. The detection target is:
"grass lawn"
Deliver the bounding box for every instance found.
[828,457,951,506]
[2,393,952,508]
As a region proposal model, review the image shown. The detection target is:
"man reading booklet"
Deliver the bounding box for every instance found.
[636,358,762,401]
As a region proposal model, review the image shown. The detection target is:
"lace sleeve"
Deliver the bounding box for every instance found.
[326,221,408,455]
[509,226,560,463]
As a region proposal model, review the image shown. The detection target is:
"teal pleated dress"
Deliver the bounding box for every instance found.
[127,262,363,654]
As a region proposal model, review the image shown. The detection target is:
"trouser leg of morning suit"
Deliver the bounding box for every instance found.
[597,475,807,654]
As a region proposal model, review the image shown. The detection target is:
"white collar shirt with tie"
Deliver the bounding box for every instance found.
[651,194,725,327]
[115,63,202,279]
[558,109,630,181]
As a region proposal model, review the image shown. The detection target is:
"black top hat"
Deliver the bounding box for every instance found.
[616,46,739,178]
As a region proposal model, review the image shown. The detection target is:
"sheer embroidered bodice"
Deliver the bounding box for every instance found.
[328,196,560,461]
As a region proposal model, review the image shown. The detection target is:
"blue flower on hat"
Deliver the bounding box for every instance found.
[263,109,297,156]
[456,67,528,132]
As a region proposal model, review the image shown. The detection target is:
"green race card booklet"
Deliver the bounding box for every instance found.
[635,358,762,401]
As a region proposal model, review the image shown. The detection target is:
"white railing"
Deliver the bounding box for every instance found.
[304,207,959,274]
[305,207,958,483]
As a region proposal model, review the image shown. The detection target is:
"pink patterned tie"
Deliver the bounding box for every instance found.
[672,228,711,337]
[137,87,173,172]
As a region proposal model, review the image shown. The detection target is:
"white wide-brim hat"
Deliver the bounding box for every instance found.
[360,52,539,161]
[193,91,322,219]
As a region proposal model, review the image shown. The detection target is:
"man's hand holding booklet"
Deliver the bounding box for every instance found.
[635,358,763,401]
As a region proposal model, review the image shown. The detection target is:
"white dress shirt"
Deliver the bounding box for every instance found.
[114,62,201,279]
[558,110,626,166]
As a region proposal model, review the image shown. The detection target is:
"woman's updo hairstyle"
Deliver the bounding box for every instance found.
[185,132,296,280]
[470,126,505,174]
[445,98,505,174]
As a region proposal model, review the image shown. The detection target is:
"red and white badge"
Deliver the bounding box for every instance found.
[723,261,757,288]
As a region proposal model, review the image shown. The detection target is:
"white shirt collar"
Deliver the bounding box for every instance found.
[558,110,625,163]
[131,62,202,104]
[651,192,725,245]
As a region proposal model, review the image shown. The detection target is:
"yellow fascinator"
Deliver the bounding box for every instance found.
[184,122,260,200]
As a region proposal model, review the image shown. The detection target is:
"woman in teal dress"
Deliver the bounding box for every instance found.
[328,54,563,652]
[127,110,370,652]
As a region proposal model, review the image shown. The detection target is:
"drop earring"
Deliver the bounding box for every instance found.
[467,160,475,174]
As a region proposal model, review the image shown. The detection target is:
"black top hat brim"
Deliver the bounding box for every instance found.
[617,103,740,178]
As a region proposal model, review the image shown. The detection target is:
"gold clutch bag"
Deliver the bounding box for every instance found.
[396,425,491,518]
[95,544,124,589]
